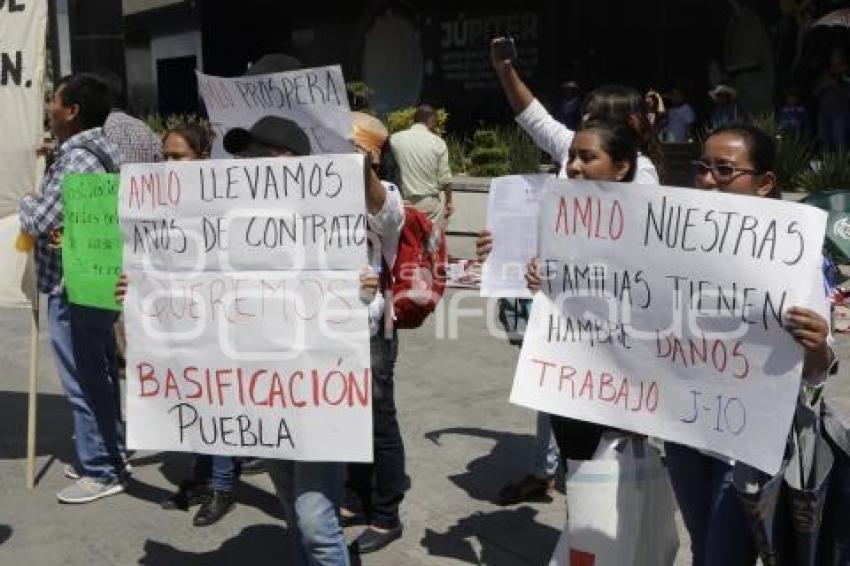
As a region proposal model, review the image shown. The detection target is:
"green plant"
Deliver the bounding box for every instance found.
[143,113,210,135]
[446,134,469,174]
[793,149,850,192]
[385,106,449,136]
[346,81,374,112]
[468,128,511,177]
[497,126,542,174]
[750,113,814,191]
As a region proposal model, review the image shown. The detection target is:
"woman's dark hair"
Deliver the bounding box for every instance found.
[56,73,112,130]
[163,123,212,159]
[707,123,779,197]
[578,118,639,182]
[581,84,663,174]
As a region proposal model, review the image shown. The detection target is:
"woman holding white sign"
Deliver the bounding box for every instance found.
[663,124,836,566]
[116,123,245,527]
[482,38,665,504]
[524,118,639,462]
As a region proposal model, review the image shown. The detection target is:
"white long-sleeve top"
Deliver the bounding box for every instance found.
[366,182,404,334]
[515,99,660,184]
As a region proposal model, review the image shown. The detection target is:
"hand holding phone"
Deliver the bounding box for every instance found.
[491,37,517,69]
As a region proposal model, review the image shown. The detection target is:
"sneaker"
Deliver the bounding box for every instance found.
[57,477,125,504]
[498,474,554,505]
[63,464,80,480]
[67,463,131,481]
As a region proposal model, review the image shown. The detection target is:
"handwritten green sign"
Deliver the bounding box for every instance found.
[62,173,122,311]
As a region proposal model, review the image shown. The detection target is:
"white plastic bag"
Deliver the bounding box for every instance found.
[549,434,679,566]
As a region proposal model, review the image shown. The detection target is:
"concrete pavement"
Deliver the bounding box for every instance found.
[0,291,848,565]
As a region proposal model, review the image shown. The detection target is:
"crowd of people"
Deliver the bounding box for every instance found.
[549,44,849,148]
[14,34,850,566]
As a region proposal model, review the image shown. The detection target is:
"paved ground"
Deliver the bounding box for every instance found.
[0,291,848,565]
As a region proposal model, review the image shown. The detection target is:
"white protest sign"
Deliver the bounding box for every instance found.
[511,179,827,474]
[120,154,373,462]
[0,0,46,307]
[481,175,548,298]
[198,66,354,158]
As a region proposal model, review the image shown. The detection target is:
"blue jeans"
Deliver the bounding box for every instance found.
[48,294,125,482]
[192,456,240,492]
[268,461,349,566]
[532,412,560,479]
[665,443,757,566]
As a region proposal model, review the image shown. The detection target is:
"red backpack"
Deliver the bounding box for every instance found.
[386,206,447,329]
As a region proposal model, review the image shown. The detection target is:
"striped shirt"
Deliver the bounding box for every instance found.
[19,128,123,295]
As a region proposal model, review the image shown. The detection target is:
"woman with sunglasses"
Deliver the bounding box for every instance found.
[667,124,835,566]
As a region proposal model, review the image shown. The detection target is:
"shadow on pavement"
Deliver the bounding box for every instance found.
[0,391,75,465]
[138,524,290,565]
[0,525,11,545]
[126,453,285,520]
[420,506,560,565]
[423,427,539,505]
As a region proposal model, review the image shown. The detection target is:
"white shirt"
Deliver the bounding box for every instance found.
[515,99,659,184]
[389,124,452,200]
[367,182,404,333]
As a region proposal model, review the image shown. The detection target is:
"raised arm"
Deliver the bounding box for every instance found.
[491,38,535,115]
[491,38,574,166]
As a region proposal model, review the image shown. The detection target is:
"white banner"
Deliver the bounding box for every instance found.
[511,179,828,474]
[0,0,46,307]
[198,65,354,159]
[121,154,373,462]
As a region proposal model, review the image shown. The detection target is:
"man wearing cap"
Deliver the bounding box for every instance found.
[708,84,746,129]
[223,113,403,565]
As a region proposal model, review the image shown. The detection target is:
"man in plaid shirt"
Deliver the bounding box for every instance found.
[19,73,127,504]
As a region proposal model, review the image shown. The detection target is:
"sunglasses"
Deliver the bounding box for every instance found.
[691,159,760,182]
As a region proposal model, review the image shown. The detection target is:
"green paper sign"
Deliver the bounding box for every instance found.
[62,173,122,311]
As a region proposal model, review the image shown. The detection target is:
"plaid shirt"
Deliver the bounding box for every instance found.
[104,110,162,164]
[19,128,123,295]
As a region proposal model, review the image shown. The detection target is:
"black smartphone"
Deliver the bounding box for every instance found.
[493,37,517,63]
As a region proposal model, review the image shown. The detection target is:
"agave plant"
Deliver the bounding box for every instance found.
[749,113,814,191]
[793,149,850,192]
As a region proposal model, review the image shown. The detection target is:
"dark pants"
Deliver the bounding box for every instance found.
[192,456,241,492]
[665,443,757,566]
[549,414,611,463]
[345,328,405,529]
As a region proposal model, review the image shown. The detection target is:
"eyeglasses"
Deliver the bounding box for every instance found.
[691,159,760,182]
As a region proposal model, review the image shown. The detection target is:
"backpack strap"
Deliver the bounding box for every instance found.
[68,141,119,173]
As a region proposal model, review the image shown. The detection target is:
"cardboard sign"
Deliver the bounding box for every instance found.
[62,174,122,311]
[120,154,373,462]
[511,179,828,474]
[0,0,46,308]
[198,65,354,158]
